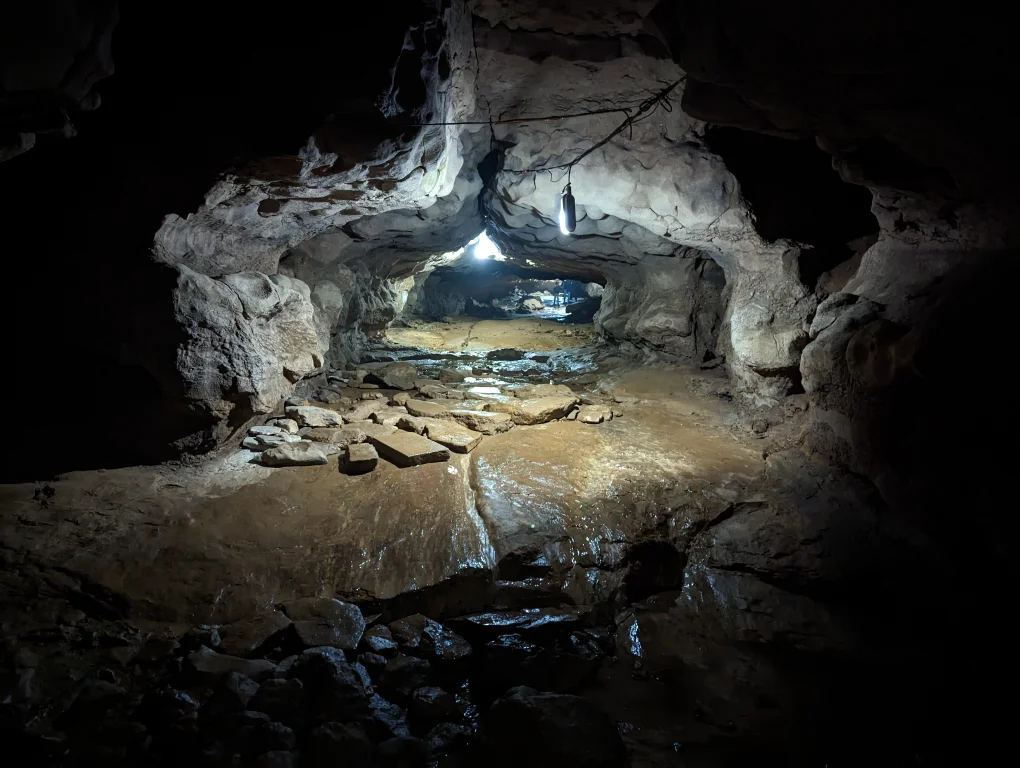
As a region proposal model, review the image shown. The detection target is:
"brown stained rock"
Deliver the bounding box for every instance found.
[364,362,418,390]
[260,441,329,467]
[369,432,450,467]
[218,611,293,657]
[303,426,367,446]
[352,421,399,440]
[404,399,449,418]
[487,395,578,426]
[284,406,342,428]
[448,409,514,435]
[510,383,574,399]
[391,392,412,407]
[344,443,379,475]
[577,405,613,424]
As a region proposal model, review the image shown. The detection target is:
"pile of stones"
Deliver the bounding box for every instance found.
[2,593,627,767]
[239,358,622,473]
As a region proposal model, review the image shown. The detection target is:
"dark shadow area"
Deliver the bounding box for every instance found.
[704,126,878,248]
[1,2,434,481]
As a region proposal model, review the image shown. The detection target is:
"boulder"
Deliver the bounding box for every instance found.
[519,297,544,312]
[369,693,411,740]
[284,406,342,428]
[410,686,458,725]
[260,441,329,467]
[487,395,578,426]
[369,432,451,467]
[365,362,418,390]
[478,686,626,768]
[438,368,467,383]
[486,348,525,361]
[313,389,346,404]
[577,405,613,424]
[303,425,367,446]
[391,392,412,407]
[426,722,473,756]
[404,399,449,418]
[381,655,432,698]
[248,678,306,729]
[344,443,379,474]
[363,625,400,656]
[201,671,260,721]
[186,647,278,682]
[287,647,371,721]
[418,384,450,398]
[218,611,292,657]
[281,598,366,650]
[447,410,514,435]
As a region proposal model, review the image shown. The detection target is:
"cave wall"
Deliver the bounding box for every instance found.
[597,249,725,361]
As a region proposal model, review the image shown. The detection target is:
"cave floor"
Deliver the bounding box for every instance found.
[0,328,815,763]
[387,315,595,352]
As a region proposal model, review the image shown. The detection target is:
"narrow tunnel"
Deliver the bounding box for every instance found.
[0,1,1014,765]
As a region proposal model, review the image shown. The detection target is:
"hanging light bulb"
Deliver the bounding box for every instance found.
[559,183,576,235]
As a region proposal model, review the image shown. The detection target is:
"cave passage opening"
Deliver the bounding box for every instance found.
[386,230,606,355]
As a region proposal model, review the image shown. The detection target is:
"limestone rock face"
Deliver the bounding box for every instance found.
[174,267,326,441]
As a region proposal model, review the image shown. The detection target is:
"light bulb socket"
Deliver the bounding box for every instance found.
[560,184,576,233]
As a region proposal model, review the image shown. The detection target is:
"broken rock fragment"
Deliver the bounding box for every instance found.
[260,441,329,467]
[369,432,450,467]
[344,443,379,474]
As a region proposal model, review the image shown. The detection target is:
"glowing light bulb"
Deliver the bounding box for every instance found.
[559,183,576,235]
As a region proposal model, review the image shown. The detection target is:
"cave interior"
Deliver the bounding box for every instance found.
[0,1,1014,766]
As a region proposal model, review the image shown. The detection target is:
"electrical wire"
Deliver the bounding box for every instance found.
[397,76,686,176]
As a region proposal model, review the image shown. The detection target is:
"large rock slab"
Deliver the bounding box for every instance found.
[448,409,514,435]
[285,405,342,428]
[281,598,367,650]
[260,441,329,467]
[487,395,578,425]
[364,362,418,390]
[242,433,300,451]
[302,426,367,446]
[510,383,574,399]
[369,432,450,467]
[404,399,449,418]
[396,416,483,454]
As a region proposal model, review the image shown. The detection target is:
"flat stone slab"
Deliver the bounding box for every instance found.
[487,395,578,425]
[511,383,575,399]
[404,399,449,418]
[269,418,300,434]
[249,425,283,436]
[303,426,367,446]
[243,433,299,451]
[396,416,482,454]
[285,405,342,428]
[344,442,379,474]
[369,431,451,467]
[260,441,329,467]
[448,410,514,435]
